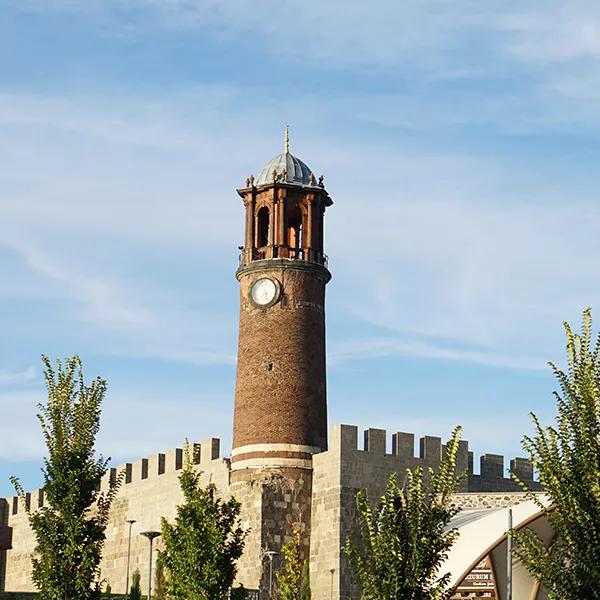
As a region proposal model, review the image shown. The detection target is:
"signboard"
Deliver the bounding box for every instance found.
[459,569,495,589]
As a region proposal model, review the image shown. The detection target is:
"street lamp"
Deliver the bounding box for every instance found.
[140,530,161,600]
[265,550,278,598]
[329,568,335,600]
[125,519,136,597]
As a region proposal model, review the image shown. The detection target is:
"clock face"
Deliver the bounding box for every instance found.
[250,277,280,307]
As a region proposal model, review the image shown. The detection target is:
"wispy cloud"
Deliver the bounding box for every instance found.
[0,367,36,386]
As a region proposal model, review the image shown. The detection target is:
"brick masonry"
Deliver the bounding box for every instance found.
[233,259,330,457]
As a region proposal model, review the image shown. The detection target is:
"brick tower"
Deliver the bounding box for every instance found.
[232,128,333,473]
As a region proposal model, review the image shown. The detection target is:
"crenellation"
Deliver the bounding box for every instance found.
[363,428,386,454]
[10,498,17,516]
[391,431,414,458]
[164,448,183,473]
[199,438,220,464]
[100,467,117,491]
[147,452,165,477]
[480,453,504,479]
[32,489,44,510]
[419,435,442,462]
[331,424,358,453]
[123,463,133,484]
[511,457,534,481]
[457,441,469,480]
[132,457,148,480]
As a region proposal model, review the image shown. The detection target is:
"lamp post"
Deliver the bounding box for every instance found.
[329,568,335,600]
[140,531,161,600]
[125,519,136,597]
[507,508,513,600]
[265,550,278,598]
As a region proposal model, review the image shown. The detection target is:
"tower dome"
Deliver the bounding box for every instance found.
[255,125,317,187]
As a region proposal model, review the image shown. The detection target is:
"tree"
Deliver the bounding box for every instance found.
[343,426,463,600]
[159,444,247,599]
[275,523,310,600]
[154,558,167,600]
[512,309,600,599]
[299,562,311,600]
[10,356,121,600]
[129,569,142,600]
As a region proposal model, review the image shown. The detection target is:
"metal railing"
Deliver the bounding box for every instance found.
[238,246,329,268]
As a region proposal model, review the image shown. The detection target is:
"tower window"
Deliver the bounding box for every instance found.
[257,207,270,248]
[287,206,303,258]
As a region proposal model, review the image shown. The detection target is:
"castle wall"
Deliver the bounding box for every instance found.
[310,424,538,600]
[1,425,539,598]
[1,439,229,595]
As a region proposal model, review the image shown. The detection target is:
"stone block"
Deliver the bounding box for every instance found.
[419,436,441,462]
[391,431,414,458]
[331,424,358,453]
[363,428,386,454]
[481,454,504,479]
[164,448,183,472]
[200,438,220,464]
[510,457,533,481]
[132,458,149,480]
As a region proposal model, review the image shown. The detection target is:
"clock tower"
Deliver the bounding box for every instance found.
[232,128,333,473]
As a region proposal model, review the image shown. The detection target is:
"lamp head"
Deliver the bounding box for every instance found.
[140,530,161,541]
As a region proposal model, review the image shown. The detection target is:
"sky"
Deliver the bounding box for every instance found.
[1,0,600,497]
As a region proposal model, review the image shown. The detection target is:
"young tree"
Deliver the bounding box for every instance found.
[299,562,311,600]
[343,426,463,600]
[512,309,600,599]
[10,356,121,600]
[129,568,142,600]
[275,524,310,600]
[154,558,167,600]
[159,444,247,599]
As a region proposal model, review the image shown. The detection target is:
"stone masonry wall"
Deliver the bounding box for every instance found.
[310,424,539,600]
[1,439,229,594]
[2,425,540,598]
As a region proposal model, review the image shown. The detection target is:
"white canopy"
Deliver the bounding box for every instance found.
[443,497,553,600]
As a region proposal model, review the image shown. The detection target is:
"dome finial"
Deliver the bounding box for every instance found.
[284,123,290,154]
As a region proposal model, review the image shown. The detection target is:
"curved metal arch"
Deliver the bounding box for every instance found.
[442,497,552,600]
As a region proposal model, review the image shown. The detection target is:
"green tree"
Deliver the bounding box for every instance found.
[159,444,247,599]
[512,309,600,599]
[154,558,167,600]
[275,524,310,600]
[299,562,311,600]
[130,568,142,600]
[343,426,463,600]
[10,356,121,600]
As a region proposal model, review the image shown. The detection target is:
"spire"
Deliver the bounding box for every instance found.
[284,123,290,154]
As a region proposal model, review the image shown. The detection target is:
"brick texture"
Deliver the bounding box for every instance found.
[233,260,330,455]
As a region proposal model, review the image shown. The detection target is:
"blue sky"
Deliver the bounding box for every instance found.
[1,0,600,497]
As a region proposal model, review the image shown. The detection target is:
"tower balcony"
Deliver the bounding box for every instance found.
[239,245,328,268]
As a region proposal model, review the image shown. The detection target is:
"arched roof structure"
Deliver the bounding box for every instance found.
[443,497,553,600]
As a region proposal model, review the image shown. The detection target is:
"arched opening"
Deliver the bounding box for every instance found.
[287,206,304,259]
[257,207,270,248]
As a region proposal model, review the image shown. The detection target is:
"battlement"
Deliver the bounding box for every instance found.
[2,437,224,517]
[326,424,539,491]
